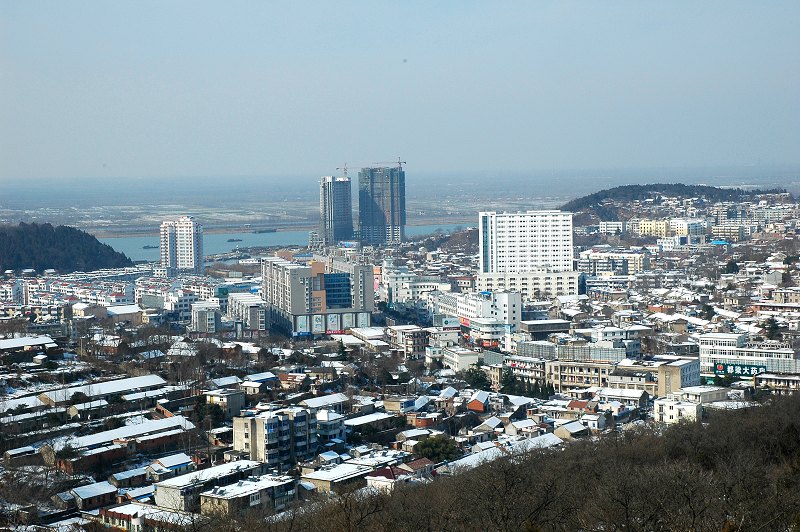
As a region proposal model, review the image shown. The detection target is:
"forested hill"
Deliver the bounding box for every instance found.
[561,183,787,221]
[0,223,133,273]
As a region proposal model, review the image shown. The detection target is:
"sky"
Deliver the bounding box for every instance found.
[1,1,799,185]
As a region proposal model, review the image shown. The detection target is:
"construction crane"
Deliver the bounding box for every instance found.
[336,158,406,177]
[335,163,351,178]
[374,157,407,169]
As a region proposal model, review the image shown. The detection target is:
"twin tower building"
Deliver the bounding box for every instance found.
[319,165,405,247]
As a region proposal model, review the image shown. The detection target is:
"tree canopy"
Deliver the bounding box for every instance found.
[0,222,132,272]
[414,435,460,464]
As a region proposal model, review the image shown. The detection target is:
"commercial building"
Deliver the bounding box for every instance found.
[698,333,800,382]
[358,165,406,245]
[160,216,204,276]
[320,175,354,246]
[427,290,522,328]
[477,210,577,298]
[261,256,373,336]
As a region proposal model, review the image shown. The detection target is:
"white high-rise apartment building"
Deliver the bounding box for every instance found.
[479,211,573,274]
[160,216,204,275]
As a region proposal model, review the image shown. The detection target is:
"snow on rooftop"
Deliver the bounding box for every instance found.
[344,412,393,427]
[155,460,262,488]
[201,475,294,499]
[41,375,166,402]
[54,416,193,451]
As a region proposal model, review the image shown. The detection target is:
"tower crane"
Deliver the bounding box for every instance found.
[336,158,406,177]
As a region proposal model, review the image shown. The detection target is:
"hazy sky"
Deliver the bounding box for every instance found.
[1,1,799,183]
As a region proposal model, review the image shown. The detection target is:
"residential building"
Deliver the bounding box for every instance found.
[478,210,573,274]
[205,389,246,420]
[320,175,354,246]
[654,396,701,424]
[190,301,221,334]
[358,165,406,245]
[637,219,671,237]
[577,246,651,276]
[386,325,429,359]
[153,460,267,511]
[227,292,268,332]
[160,216,203,276]
[233,407,318,469]
[545,359,616,392]
[199,475,296,516]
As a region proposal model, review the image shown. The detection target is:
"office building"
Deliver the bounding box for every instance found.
[261,255,373,336]
[358,166,406,245]
[160,216,204,275]
[320,175,354,246]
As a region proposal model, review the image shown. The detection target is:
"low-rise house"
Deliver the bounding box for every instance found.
[300,392,350,413]
[154,460,268,511]
[301,462,373,493]
[145,453,195,482]
[467,390,490,413]
[199,475,297,517]
[678,385,729,404]
[553,420,590,440]
[205,389,246,420]
[97,502,201,531]
[70,481,118,510]
[654,396,702,424]
[109,467,147,488]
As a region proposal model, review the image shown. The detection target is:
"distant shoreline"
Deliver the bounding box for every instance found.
[91,217,475,239]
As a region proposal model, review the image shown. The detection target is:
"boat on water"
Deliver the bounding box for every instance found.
[142,245,158,249]
[227,238,243,242]
[253,228,277,233]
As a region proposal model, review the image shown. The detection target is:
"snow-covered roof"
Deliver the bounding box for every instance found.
[41,375,166,403]
[71,481,116,500]
[54,415,193,451]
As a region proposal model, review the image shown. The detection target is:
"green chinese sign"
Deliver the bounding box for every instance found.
[714,363,767,377]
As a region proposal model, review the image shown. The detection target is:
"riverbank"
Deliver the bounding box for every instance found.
[91,217,474,239]
[99,222,470,261]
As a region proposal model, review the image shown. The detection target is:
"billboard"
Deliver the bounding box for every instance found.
[714,363,766,377]
[312,314,325,334]
[357,312,370,327]
[342,313,355,329]
[441,317,460,329]
[295,315,310,333]
[326,314,341,334]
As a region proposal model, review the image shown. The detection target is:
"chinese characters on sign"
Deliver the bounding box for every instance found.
[714,363,767,376]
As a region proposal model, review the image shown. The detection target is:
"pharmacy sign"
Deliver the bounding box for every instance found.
[714,363,767,377]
